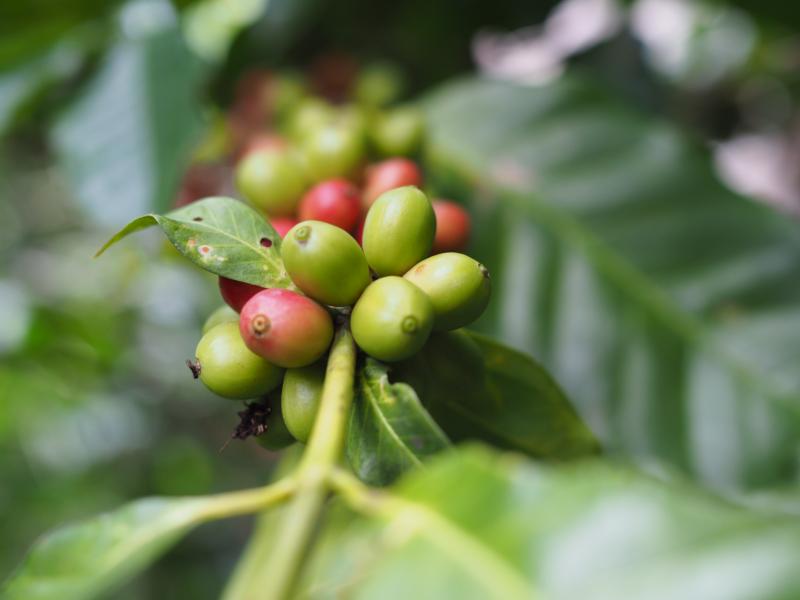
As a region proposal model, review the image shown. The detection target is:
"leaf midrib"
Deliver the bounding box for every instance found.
[428,142,800,418]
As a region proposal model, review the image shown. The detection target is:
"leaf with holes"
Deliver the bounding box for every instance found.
[95,196,292,288]
[395,331,598,460]
[346,358,451,486]
[424,76,800,491]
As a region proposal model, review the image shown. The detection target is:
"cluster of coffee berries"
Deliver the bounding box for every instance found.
[191,185,489,449]
[183,63,485,449]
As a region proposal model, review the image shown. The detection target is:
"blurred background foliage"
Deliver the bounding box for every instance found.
[2,0,800,597]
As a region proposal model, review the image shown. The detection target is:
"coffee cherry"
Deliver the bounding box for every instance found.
[298,179,361,232]
[202,305,239,334]
[370,106,425,157]
[287,97,336,141]
[236,133,288,162]
[281,361,325,443]
[362,158,423,209]
[256,394,297,450]
[235,147,307,216]
[432,200,470,253]
[240,289,333,368]
[354,63,405,108]
[281,221,370,306]
[362,186,435,276]
[301,124,365,182]
[193,322,284,399]
[219,276,265,312]
[351,276,434,362]
[404,253,491,330]
[269,216,299,238]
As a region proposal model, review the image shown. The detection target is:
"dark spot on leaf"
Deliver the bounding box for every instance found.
[193,217,203,222]
[199,245,211,255]
[260,237,273,248]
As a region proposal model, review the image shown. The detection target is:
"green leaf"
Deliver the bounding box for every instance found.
[423,76,800,491]
[3,497,218,600]
[395,331,599,459]
[346,358,451,486]
[96,196,292,288]
[52,24,205,225]
[304,445,800,600]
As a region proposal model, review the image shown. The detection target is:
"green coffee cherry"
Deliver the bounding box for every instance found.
[281,361,325,443]
[256,394,296,451]
[354,63,405,108]
[193,322,284,399]
[202,305,239,334]
[362,186,435,276]
[351,276,434,362]
[301,124,365,182]
[235,148,307,216]
[287,97,336,141]
[370,106,425,156]
[281,220,370,306]
[404,253,491,330]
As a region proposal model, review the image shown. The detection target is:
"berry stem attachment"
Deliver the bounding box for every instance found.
[259,324,358,600]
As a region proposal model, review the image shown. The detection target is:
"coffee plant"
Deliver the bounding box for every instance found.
[4,2,800,599]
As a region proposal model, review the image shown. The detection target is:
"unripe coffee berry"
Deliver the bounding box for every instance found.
[219,276,265,312]
[404,253,491,331]
[240,289,333,368]
[362,158,423,209]
[287,97,336,141]
[269,216,299,238]
[301,124,364,182]
[298,179,361,232]
[202,305,239,334]
[362,186,435,276]
[281,361,325,443]
[281,221,370,306]
[193,322,284,399]
[370,106,425,157]
[235,148,307,216]
[351,276,434,362]
[432,200,471,253]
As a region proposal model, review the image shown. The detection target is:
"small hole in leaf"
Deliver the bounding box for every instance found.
[260,238,273,248]
[193,217,203,222]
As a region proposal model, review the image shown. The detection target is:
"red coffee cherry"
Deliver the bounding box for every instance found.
[270,216,299,238]
[362,158,423,209]
[219,277,266,312]
[432,199,471,253]
[298,179,361,233]
[239,289,334,368]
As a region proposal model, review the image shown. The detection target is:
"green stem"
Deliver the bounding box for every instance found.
[260,325,358,600]
[197,477,296,521]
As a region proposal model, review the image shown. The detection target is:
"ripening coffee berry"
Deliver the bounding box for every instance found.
[432,200,471,253]
[235,148,307,216]
[301,124,365,182]
[404,253,491,330]
[351,276,434,361]
[219,276,265,312]
[281,361,325,443]
[202,305,239,334]
[281,221,370,306]
[362,158,423,209]
[240,289,333,368]
[269,216,299,238]
[256,394,297,450]
[298,179,361,232]
[362,186,435,276]
[370,106,425,157]
[193,322,284,399]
